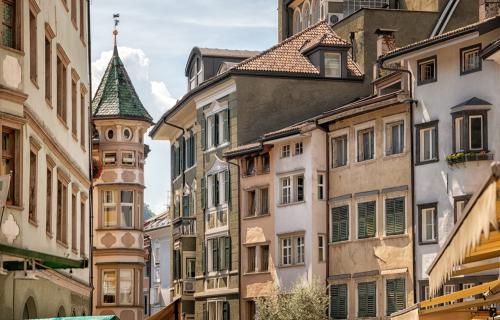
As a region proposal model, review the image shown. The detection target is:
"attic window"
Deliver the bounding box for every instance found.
[189,57,203,91]
[325,52,341,77]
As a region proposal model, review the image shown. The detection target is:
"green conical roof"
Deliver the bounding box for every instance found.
[92,45,153,123]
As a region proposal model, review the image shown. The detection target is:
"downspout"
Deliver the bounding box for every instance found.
[377,59,418,303]
[227,160,241,320]
[163,120,186,190]
[87,0,94,314]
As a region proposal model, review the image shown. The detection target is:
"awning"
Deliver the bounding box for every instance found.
[427,162,500,295]
[0,243,88,270]
[146,297,181,320]
[36,316,119,320]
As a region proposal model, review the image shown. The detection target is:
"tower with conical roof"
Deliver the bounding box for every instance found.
[91,20,152,320]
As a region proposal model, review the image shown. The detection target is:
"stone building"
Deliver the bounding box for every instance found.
[0,0,91,318]
[91,29,153,320]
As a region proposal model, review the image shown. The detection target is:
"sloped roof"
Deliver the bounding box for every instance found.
[144,211,170,231]
[92,46,153,123]
[234,20,362,77]
[380,15,500,61]
[198,48,261,58]
[451,97,492,109]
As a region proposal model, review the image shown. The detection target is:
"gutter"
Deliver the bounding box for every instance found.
[87,0,94,313]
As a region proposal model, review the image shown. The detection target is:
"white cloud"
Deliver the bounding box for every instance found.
[151,81,177,112]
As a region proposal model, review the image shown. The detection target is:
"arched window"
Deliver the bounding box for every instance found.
[293,8,302,34]
[57,306,66,317]
[23,297,37,319]
[302,1,311,29]
[311,0,320,23]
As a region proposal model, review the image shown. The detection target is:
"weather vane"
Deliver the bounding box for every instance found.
[112,13,120,48]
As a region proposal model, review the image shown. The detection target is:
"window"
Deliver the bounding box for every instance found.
[122,151,135,166]
[247,246,256,273]
[56,177,68,244]
[28,150,37,223]
[330,284,348,319]
[260,188,269,215]
[454,195,470,223]
[206,236,231,272]
[46,167,53,234]
[245,157,255,176]
[261,245,269,271]
[1,125,20,205]
[386,278,406,315]
[453,112,487,153]
[185,132,195,168]
[204,300,230,320]
[71,192,77,251]
[281,145,290,158]
[357,127,374,162]
[71,78,77,136]
[295,175,304,202]
[358,201,376,239]
[317,173,325,200]
[386,121,404,155]
[186,258,195,279]
[331,205,349,242]
[80,90,86,148]
[56,53,68,123]
[332,135,347,167]
[71,0,77,25]
[279,234,305,266]
[205,110,229,149]
[106,128,114,140]
[461,45,481,74]
[189,58,203,90]
[103,152,116,166]
[206,170,230,209]
[119,269,133,305]
[454,116,464,152]
[281,177,291,205]
[469,115,483,150]
[80,199,85,255]
[103,190,117,227]
[1,0,16,48]
[416,121,438,164]
[29,9,37,82]
[419,203,437,244]
[294,142,303,155]
[123,127,132,141]
[45,35,52,102]
[443,285,455,305]
[325,52,341,77]
[120,191,134,228]
[79,0,84,40]
[247,190,256,217]
[293,8,301,34]
[262,153,270,172]
[318,235,326,262]
[182,194,190,217]
[358,282,376,318]
[247,301,256,320]
[417,56,437,85]
[102,270,116,304]
[385,197,405,236]
[462,283,475,302]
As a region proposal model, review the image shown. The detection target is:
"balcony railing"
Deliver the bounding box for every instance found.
[172,219,197,238]
[446,152,494,166]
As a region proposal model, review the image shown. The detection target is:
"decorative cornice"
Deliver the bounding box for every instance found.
[0,86,28,104]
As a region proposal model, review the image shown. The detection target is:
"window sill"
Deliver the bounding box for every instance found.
[278,263,306,269]
[354,158,376,166]
[417,79,437,86]
[0,44,25,56]
[460,68,481,76]
[57,116,69,129]
[331,164,349,171]
[45,98,53,109]
[56,240,68,249]
[419,240,438,246]
[277,201,305,208]
[383,151,408,160]
[244,271,271,276]
[415,158,439,166]
[204,142,230,154]
[6,205,24,212]
[382,233,408,241]
[30,78,39,89]
[242,213,271,220]
[46,231,53,239]
[28,218,38,227]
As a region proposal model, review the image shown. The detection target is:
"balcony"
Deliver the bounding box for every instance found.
[446,152,494,166]
[172,218,197,238]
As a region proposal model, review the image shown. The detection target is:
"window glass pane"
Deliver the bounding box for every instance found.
[103,270,116,303]
[121,191,133,203]
[119,269,133,305]
[296,236,305,264]
[462,48,480,72]
[325,53,341,77]
[455,117,464,151]
[261,245,269,271]
[469,116,483,150]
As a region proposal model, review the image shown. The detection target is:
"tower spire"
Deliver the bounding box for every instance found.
[112,13,120,54]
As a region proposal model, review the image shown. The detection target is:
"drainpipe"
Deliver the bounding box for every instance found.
[226,160,241,320]
[378,59,418,304]
[87,0,94,314]
[163,120,186,189]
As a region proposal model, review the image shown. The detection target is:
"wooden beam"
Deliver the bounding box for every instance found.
[420,292,500,315]
[463,235,500,264]
[420,280,500,308]
[452,262,500,276]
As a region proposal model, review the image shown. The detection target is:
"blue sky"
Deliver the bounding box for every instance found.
[91,0,278,214]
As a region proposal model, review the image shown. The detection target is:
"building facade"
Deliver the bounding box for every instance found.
[0,0,91,318]
[91,32,153,320]
[380,11,500,302]
[144,212,172,316]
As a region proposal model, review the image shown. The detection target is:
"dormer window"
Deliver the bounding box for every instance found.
[325,52,341,77]
[189,57,203,91]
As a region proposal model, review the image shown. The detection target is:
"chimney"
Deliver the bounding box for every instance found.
[479,0,500,21]
[375,29,397,58]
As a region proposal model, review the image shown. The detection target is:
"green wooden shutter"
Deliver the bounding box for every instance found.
[202,242,206,275]
[330,284,347,319]
[201,117,206,151]
[386,197,405,236]
[358,282,376,317]
[332,206,349,242]
[213,238,219,271]
[214,114,219,146]
[358,201,375,239]
[358,202,367,239]
[180,138,185,171]
[386,278,406,315]
[224,170,231,205]
[214,174,220,206]
[201,177,206,209]
[225,236,231,270]
[385,198,395,235]
[170,145,175,178]
[223,109,230,142]
[222,301,230,320]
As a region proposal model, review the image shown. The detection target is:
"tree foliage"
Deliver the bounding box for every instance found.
[144,203,154,220]
[254,279,329,320]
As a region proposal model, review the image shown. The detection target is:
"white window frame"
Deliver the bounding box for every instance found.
[462,283,475,301]
[383,114,405,156]
[355,196,378,240]
[443,284,456,305]
[318,234,326,262]
[422,207,436,243]
[122,151,135,166]
[331,128,349,168]
[455,116,464,152]
[355,121,376,162]
[461,46,481,73]
[103,190,117,227]
[103,152,117,165]
[281,177,291,205]
[468,115,483,151]
[382,193,407,237]
[281,144,290,158]
[295,236,305,264]
[280,237,292,266]
[317,172,325,200]
[419,127,436,162]
[294,141,303,155]
[120,190,134,228]
[279,234,305,267]
[325,52,342,78]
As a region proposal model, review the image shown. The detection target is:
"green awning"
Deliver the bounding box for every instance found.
[0,243,88,270]
[36,316,119,320]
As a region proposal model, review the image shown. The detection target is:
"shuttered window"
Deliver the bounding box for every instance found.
[182,194,190,217]
[222,301,230,320]
[224,236,231,271]
[222,109,230,143]
[201,177,206,209]
[358,201,376,239]
[331,205,349,242]
[358,281,376,317]
[330,284,348,319]
[385,197,405,236]
[201,117,206,151]
[386,278,406,315]
[224,170,231,205]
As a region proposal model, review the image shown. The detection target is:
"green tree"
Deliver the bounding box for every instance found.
[255,279,329,320]
[144,203,154,220]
